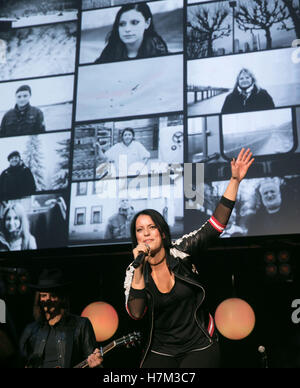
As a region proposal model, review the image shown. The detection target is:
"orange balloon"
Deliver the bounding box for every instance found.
[81,301,119,342]
[214,298,255,340]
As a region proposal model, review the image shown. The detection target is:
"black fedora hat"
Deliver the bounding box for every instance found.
[28,268,71,290]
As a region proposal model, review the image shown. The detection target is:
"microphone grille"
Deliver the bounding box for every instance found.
[258,345,265,353]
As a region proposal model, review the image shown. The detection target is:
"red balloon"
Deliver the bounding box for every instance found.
[81,301,119,342]
[214,298,255,340]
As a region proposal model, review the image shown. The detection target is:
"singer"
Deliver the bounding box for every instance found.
[124,148,254,368]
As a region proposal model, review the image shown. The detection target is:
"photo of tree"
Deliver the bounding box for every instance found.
[187,0,300,59]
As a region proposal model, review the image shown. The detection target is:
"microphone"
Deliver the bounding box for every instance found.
[258,345,268,368]
[132,252,146,269]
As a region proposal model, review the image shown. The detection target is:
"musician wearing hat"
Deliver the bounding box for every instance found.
[0,84,45,137]
[0,150,36,200]
[19,268,103,368]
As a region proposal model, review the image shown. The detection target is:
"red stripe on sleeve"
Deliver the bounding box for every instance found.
[208,216,226,232]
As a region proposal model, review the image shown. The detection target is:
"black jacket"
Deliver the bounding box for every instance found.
[0,104,45,137]
[124,196,234,367]
[19,313,97,368]
[221,85,275,114]
[0,162,36,200]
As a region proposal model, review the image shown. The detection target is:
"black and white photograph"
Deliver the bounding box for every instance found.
[80,0,183,64]
[0,192,68,252]
[82,0,162,11]
[0,84,45,137]
[187,114,221,163]
[0,75,74,134]
[68,174,184,244]
[185,175,300,238]
[0,22,77,81]
[187,47,300,116]
[187,0,300,59]
[76,54,183,121]
[221,108,296,159]
[0,131,71,200]
[72,114,183,181]
[0,0,78,28]
[187,108,296,161]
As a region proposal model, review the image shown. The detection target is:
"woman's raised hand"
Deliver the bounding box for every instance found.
[231,148,254,182]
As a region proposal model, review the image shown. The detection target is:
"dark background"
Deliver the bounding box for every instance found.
[1,234,300,369]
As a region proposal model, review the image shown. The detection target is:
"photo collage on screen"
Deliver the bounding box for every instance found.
[186,0,300,238]
[72,0,184,245]
[0,0,77,252]
[0,0,299,254]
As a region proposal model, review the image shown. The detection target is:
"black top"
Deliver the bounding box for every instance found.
[0,162,36,200]
[149,276,207,356]
[221,85,275,114]
[0,104,45,137]
[20,313,97,368]
[43,325,59,368]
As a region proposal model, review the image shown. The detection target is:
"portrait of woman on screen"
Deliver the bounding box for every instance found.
[0,203,37,252]
[94,3,168,63]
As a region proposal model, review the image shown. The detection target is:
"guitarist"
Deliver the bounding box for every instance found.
[19,268,103,368]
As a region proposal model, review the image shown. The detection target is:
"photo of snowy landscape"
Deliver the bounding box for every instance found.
[0,131,71,192]
[0,0,78,27]
[0,22,77,81]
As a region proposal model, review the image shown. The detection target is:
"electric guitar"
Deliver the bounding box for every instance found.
[73,331,142,368]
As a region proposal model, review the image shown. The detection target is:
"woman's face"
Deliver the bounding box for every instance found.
[135,214,163,254]
[238,71,253,89]
[118,9,150,47]
[5,209,21,233]
[122,130,134,146]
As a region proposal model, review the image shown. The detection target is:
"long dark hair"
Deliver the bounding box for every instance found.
[130,209,172,251]
[97,3,167,62]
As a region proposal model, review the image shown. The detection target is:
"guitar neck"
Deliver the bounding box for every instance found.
[72,332,140,368]
[102,341,117,355]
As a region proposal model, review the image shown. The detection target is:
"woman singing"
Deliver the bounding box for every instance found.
[94,3,168,63]
[124,148,254,368]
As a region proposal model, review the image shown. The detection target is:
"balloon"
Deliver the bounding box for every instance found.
[214,298,255,340]
[81,301,119,342]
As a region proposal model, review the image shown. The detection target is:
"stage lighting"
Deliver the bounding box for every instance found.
[264,251,276,264]
[277,250,290,263]
[278,263,291,277]
[265,264,277,277]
